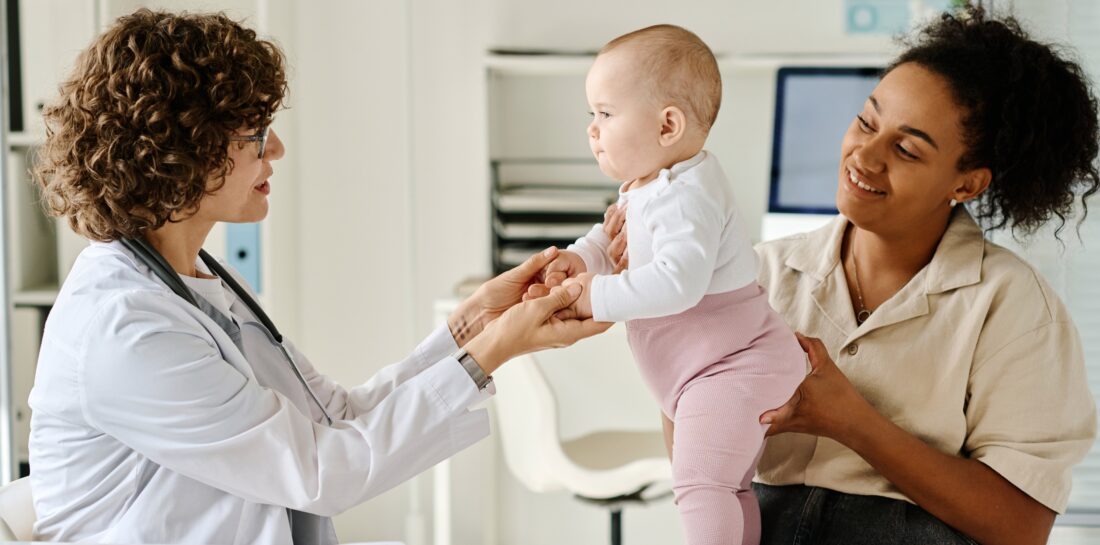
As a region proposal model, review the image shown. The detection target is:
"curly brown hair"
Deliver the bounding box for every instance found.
[33,8,287,242]
[890,5,1100,238]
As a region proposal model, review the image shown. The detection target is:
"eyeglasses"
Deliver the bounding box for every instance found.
[228,126,269,159]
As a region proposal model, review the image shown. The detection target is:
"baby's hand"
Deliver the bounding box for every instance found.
[558,272,595,320]
[522,251,588,303]
[539,250,587,288]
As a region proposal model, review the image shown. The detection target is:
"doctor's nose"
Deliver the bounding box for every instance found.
[265,129,286,162]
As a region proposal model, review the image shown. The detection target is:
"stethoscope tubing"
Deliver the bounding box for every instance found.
[120,237,335,425]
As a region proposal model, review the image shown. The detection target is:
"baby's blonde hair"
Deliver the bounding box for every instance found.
[600,24,721,132]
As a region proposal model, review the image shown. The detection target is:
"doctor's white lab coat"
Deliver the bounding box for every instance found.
[27,240,491,544]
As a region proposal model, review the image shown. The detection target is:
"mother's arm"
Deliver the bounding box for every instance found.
[762,334,1056,545]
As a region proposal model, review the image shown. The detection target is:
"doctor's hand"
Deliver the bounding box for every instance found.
[557,272,594,320]
[759,333,876,444]
[463,283,612,375]
[449,246,563,348]
[603,203,629,273]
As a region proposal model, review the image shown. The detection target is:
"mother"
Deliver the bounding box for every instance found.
[603,7,1098,544]
[27,9,605,544]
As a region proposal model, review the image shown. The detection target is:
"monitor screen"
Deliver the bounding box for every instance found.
[769,67,882,214]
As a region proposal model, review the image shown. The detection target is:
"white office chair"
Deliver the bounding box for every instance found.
[0,477,35,541]
[492,328,672,545]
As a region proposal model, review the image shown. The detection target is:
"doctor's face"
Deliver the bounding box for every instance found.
[836,63,979,236]
[198,126,285,224]
[585,48,667,183]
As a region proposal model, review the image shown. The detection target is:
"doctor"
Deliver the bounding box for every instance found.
[27,9,607,544]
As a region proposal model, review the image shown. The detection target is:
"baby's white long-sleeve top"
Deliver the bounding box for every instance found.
[569,151,758,322]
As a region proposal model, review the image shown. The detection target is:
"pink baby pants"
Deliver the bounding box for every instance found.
[626,283,806,545]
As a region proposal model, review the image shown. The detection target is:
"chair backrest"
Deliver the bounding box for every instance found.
[491,324,661,493]
[0,477,35,541]
[492,352,570,493]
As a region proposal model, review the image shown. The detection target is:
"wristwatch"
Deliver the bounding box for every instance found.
[452,347,492,391]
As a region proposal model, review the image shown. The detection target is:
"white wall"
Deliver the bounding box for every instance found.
[486,0,893,56]
[289,0,418,541]
[408,0,493,341]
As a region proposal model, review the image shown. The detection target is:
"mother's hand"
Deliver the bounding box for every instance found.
[464,283,613,375]
[448,247,563,347]
[760,333,875,443]
[603,203,629,273]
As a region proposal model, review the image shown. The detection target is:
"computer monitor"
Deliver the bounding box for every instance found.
[763,66,882,239]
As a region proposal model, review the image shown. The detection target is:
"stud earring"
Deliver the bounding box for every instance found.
[949,198,958,208]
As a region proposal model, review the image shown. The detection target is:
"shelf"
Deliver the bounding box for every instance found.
[494,186,616,214]
[486,52,891,76]
[493,218,593,240]
[719,53,891,70]
[498,247,536,269]
[6,132,44,147]
[12,285,59,308]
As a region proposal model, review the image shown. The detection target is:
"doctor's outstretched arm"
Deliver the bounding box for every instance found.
[292,247,610,420]
[78,251,606,517]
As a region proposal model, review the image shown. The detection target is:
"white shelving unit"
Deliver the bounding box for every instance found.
[486,52,617,273]
[1,0,99,480]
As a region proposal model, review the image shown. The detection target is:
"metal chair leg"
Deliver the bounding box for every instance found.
[610,507,622,545]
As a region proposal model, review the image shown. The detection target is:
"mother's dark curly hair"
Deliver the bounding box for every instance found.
[33,8,287,242]
[888,5,1100,236]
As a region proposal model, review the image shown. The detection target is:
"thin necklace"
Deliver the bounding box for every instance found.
[851,235,872,325]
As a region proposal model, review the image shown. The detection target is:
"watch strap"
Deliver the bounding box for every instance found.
[452,348,492,390]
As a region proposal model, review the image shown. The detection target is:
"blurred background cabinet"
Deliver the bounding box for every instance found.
[2,0,99,481]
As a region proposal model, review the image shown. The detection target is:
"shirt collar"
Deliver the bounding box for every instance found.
[667,150,707,178]
[784,208,985,295]
[618,150,709,198]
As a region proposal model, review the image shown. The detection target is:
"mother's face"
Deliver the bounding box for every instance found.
[836,62,990,236]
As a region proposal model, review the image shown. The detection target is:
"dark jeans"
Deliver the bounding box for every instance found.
[754,483,979,545]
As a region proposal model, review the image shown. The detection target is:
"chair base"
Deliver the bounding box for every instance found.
[575,483,673,545]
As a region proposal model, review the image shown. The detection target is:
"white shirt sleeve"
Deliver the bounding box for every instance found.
[590,184,723,322]
[567,223,616,275]
[290,324,494,421]
[78,290,489,517]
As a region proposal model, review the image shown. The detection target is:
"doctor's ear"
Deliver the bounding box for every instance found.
[658,106,687,147]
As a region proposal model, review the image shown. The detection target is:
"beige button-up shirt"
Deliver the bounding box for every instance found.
[754,209,1097,513]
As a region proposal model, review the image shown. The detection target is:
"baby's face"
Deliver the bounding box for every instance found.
[585,49,669,183]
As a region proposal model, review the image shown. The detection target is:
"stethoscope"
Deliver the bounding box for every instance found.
[120,237,335,425]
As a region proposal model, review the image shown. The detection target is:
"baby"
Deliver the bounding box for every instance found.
[538,25,807,545]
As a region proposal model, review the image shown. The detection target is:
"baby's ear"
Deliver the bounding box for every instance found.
[658,106,687,147]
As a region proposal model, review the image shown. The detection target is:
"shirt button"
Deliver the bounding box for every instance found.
[846,344,859,356]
